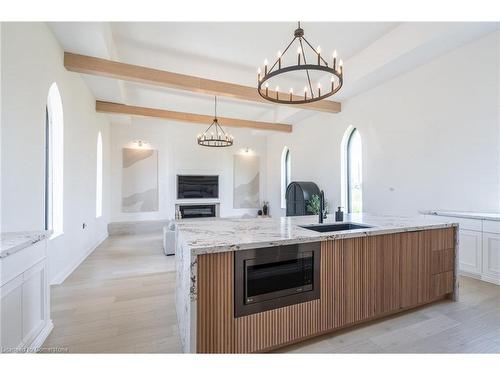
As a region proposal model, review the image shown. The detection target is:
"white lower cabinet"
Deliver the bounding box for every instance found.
[0,240,52,352]
[0,275,24,350]
[458,229,483,275]
[482,231,500,282]
[424,213,500,285]
[22,261,48,344]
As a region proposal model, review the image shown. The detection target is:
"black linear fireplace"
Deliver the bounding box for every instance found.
[179,204,217,219]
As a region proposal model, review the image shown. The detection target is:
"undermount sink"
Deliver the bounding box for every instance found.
[300,222,373,233]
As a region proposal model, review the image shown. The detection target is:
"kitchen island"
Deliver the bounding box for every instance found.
[175,213,458,353]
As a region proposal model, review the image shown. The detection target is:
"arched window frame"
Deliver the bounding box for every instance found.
[45,83,64,237]
[341,126,363,213]
[280,146,291,209]
[96,131,103,218]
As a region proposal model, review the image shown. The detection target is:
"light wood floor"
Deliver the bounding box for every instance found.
[44,233,180,353]
[45,233,500,353]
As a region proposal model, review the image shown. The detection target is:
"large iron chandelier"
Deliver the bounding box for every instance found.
[257,22,343,105]
[197,96,234,147]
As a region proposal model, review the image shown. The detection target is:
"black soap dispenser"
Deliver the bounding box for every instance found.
[335,207,344,222]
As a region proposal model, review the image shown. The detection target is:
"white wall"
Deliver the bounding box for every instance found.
[110,118,268,221]
[1,23,111,283]
[266,113,346,217]
[0,22,2,235]
[267,31,500,217]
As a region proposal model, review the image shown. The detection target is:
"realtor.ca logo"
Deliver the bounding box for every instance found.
[1,347,69,353]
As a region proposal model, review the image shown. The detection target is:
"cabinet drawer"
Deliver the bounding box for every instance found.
[431,248,454,274]
[440,216,482,231]
[431,271,454,298]
[483,220,500,234]
[1,241,46,286]
[428,228,455,251]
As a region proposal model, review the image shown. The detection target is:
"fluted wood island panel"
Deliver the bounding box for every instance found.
[196,228,456,353]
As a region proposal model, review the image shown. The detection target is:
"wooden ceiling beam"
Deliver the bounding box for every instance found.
[65,52,341,114]
[96,101,293,133]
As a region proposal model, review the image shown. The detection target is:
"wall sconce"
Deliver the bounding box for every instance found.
[131,139,149,149]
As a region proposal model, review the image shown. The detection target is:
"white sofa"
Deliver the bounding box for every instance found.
[162,214,259,256]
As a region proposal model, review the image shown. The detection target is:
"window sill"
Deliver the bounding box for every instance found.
[49,231,64,241]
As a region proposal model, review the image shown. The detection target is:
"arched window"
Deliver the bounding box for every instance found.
[341,126,362,213]
[280,146,291,208]
[45,83,64,236]
[96,132,103,218]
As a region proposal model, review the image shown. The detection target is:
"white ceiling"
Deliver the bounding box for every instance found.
[109,22,399,71]
[48,22,499,127]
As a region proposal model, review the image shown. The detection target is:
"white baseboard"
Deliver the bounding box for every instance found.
[50,233,108,285]
[459,270,500,286]
[458,270,482,280]
[30,320,54,352]
[480,274,500,286]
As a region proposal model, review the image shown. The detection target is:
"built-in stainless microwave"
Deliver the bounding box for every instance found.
[234,242,320,318]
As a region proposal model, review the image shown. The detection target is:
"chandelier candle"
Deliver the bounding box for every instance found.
[257,22,343,105]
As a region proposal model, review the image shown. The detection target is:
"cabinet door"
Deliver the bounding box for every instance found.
[400,232,421,308]
[344,237,378,323]
[22,261,47,344]
[458,230,482,275]
[373,234,401,314]
[400,230,436,307]
[0,275,24,350]
[482,232,500,282]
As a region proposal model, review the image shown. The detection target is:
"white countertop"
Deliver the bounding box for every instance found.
[0,231,51,258]
[174,213,458,256]
[420,210,500,222]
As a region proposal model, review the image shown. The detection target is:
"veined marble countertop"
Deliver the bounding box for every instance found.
[0,231,51,258]
[174,213,458,256]
[420,210,500,222]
